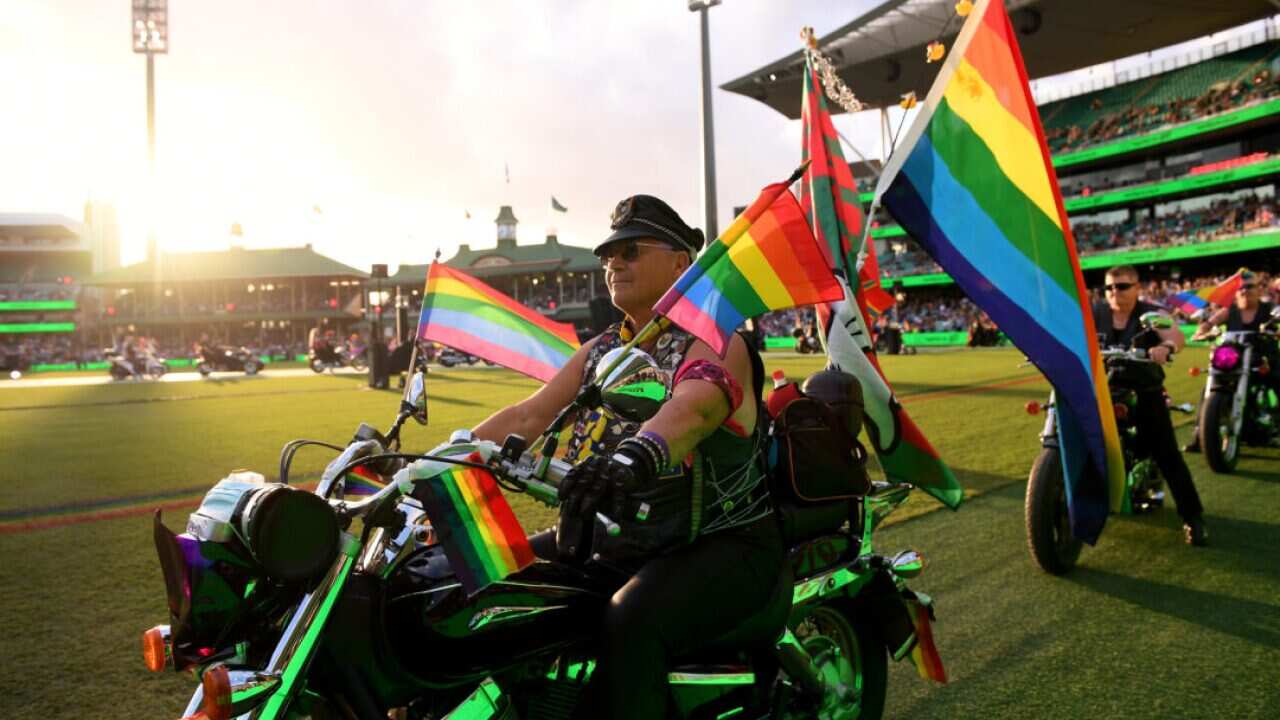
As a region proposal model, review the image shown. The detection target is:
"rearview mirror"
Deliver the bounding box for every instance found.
[1139,312,1173,331]
[594,347,669,423]
[403,371,428,425]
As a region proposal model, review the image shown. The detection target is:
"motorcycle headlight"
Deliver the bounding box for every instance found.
[236,485,339,585]
[1211,344,1241,372]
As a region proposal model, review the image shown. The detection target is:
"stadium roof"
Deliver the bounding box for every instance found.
[0,213,83,238]
[388,235,600,284]
[722,0,1278,118]
[85,245,368,285]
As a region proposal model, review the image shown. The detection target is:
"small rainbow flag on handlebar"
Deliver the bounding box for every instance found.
[415,454,536,595]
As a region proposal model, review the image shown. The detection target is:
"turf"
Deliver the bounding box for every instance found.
[0,348,1275,718]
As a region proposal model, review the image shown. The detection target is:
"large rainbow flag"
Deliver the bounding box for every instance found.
[653,175,843,357]
[876,0,1123,543]
[1172,269,1247,313]
[418,263,580,383]
[414,454,536,595]
[801,57,961,510]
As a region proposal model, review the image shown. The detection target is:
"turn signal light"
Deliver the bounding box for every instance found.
[202,665,233,720]
[142,625,171,672]
[1024,401,1041,415]
[1188,366,1201,377]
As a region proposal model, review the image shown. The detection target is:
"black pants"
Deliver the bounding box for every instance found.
[533,517,785,720]
[1133,389,1203,521]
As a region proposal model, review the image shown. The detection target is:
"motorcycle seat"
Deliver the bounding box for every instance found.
[670,562,793,668]
[775,499,853,546]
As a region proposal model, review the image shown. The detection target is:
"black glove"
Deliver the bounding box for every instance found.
[559,445,655,522]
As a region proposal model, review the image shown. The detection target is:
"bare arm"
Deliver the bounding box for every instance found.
[635,334,755,465]
[1192,307,1228,340]
[471,338,598,444]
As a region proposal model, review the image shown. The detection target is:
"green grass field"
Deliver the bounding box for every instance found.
[1,348,1276,718]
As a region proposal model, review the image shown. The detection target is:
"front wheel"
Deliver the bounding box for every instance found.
[309,357,325,374]
[148,365,166,380]
[1025,447,1082,575]
[1200,391,1239,473]
[782,605,887,720]
[197,362,212,377]
[244,360,261,376]
[351,355,368,372]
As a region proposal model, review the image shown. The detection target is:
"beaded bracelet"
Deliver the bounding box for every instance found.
[636,431,672,470]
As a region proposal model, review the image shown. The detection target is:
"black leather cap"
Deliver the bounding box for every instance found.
[595,195,705,258]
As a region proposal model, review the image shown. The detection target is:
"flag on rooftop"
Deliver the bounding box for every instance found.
[653,168,843,357]
[875,0,1123,543]
[551,196,568,212]
[417,263,580,383]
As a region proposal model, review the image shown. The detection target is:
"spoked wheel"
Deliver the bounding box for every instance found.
[783,606,887,720]
[1200,392,1239,473]
[1025,447,1083,575]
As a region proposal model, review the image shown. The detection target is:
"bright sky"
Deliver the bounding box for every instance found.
[1,2,1269,273]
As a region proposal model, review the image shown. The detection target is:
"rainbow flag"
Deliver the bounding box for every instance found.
[908,600,947,684]
[800,61,896,317]
[418,263,580,383]
[414,453,536,595]
[342,464,386,497]
[876,0,1123,543]
[1169,290,1210,316]
[1203,270,1246,307]
[801,59,960,510]
[653,173,843,357]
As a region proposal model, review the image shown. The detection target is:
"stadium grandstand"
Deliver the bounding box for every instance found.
[0,214,92,374]
[729,1,1280,347]
[80,245,369,363]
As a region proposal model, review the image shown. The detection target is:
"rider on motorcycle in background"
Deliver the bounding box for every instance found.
[471,195,782,720]
[1192,269,1280,416]
[309,326,341,365]
[1094,265,1208,546]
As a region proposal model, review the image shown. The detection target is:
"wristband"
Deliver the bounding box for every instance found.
[636,430,672,470]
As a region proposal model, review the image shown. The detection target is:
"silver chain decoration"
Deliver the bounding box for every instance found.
[801,26,864,114]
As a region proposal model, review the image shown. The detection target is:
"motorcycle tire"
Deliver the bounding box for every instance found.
[309,358,325,374]
[1025,447,1082,575]
[110,366,129,381]
[198,362,212,377]
[351,356,368,372]
[1200,391,1239,473]
[148,365,165,380]
[244,361,261,376]
[783,605,887,720]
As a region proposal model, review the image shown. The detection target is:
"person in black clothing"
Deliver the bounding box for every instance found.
[1096,265,1208,546]
[471,195,782,719]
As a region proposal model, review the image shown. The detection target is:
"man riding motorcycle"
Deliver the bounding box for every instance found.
[1192,269,1280,419]
[1095,266,1203,540]
[471,195,781,719]
[1094,265,1207,546]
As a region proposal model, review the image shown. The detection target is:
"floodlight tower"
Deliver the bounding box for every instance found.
[132,0,168,261]
[689,0,722,241]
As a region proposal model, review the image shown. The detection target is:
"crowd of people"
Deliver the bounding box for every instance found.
[0,287,75,302]
[1045,66,1280,153]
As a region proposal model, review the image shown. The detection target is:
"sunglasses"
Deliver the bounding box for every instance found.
[1103,282,1136,292]
[598,240,673,267]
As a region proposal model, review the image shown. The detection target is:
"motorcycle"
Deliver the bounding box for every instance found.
[105,348,167,380]
[144,350,946,720]
[1023,313,1194,575]
[438,347,497,368]
[793,326,822,354]
[1189,307,1280,473]
[309,342,369,374]
[197,345,263,377]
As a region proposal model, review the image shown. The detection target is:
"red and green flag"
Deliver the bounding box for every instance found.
[414,453,536,595]
[418,263,580,383]
[875,0,1123,543]
[653,173,843,357]
[802,51,961,509]
[800,59,895,317]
